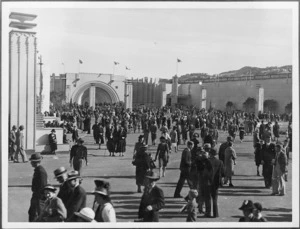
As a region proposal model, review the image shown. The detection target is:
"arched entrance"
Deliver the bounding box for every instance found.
[71,81,120,107]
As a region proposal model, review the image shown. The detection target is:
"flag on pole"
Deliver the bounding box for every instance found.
[177,58,182,63]
[114,61,119,65]
[79,59,83,64]
[126,66,130,70]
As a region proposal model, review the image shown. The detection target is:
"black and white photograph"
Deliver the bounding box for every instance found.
[1,1,299,228]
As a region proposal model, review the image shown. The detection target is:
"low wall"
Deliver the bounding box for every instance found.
[36,128,63,146]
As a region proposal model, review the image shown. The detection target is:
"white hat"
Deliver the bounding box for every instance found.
[74,207,96,222]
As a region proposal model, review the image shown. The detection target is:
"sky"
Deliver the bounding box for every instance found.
[3,2,295,79]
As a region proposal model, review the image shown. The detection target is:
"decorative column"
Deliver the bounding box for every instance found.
[125,80,133,111]
[171,75,178,108]
[200,86,207,110]
[66,85,71,102]
[255,85,264,115]
[9,12,38,153]
[161,83,167,107]
[89,83,96,109]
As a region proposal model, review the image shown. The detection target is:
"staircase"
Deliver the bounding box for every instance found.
[36,113,44,129]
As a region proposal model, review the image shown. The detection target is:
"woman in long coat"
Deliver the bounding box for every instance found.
[135,145,151,193]
[224,142,237,187]
[49,129,57,154]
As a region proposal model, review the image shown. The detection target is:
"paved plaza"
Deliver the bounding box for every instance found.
[8,127,292,223]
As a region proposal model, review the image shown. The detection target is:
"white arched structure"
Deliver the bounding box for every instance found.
[71,81,120,107]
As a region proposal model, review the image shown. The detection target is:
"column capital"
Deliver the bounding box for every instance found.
[91,83,96,87]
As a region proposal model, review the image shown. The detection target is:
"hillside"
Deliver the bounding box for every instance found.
[159,65,292,83]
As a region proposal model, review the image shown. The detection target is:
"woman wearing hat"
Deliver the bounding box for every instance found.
[133,135,144,159]
[70,138,88,175]
[92,180,116,222]
[137,171,165,222]
[135,144,151,193]
[49,129,57,155]
[35,185,67,222]
[224,141,237,187]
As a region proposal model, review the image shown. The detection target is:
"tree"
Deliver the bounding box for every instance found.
[243,97,257,112]
[285,102,292,114]
[226,101,234,112]
[50,91,66,109]
[263,99,279,113]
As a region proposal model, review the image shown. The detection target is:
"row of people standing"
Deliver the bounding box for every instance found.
[9,125,28,163]
[27,152,116,222]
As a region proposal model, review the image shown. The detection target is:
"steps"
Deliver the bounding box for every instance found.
[36,113,44,129]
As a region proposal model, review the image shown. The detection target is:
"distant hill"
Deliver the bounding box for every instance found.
[159,65,292,83]
[218,65,292,77]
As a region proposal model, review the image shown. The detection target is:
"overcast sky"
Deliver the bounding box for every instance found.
[4,3,295,79]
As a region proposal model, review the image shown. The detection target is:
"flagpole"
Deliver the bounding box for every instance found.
[176,60,178,76]
[113,63,115,76]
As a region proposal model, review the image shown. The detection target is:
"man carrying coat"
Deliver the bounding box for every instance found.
[138,171,165,222]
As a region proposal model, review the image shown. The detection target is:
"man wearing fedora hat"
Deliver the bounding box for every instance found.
[14,125,28,163]
[74,207,96,222]
[9,125,17,161]
[70,138,88,175]
[54,167,72,207]
[49,129,57,155]
[65,171,87,221]
[138,171,165,222]
[208,147,224,218]
[36,185,67,222]
[28,153,48,222]
[92,180,116,222]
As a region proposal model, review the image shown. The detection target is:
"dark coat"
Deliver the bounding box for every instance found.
[209,157,224,189]
[135,151,151,186]
[48,133,57,151]
[180,148,192,172]
[138,185,165,222]
[66,185,86,220]
[57,181,72,207]
[32,165,48,198]
[218,142,229,163]
[261,143,276,164]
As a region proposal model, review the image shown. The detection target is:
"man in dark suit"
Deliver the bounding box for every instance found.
[65,171,87,221]
[15,125,28,163]
[54,167,72,207]
[174,141,194,198]
[9,125,17,161]
[138,171,165,222]
[208,148,224,218]
[261,136,276,188]
[28,153,48,222]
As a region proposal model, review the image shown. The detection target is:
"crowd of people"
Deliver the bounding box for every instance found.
[9,102,292,223]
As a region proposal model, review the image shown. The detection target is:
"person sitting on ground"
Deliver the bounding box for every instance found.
[238,200,255,222]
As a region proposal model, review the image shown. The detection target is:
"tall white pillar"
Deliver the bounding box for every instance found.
[256,85,264,114]
[200,87,207,110]
[89,83,96,109]
[125,80,133,111]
